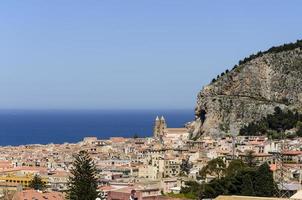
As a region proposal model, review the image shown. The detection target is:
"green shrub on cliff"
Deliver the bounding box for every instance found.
[239,107,302,137]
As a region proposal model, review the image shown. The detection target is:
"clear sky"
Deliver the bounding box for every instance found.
[0,1,301,110]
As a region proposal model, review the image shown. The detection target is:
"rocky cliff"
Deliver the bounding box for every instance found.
[188,41,302,139]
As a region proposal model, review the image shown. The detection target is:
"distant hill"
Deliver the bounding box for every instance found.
[188,39,302,139]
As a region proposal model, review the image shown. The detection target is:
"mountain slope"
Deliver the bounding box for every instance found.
[188,40,302,139]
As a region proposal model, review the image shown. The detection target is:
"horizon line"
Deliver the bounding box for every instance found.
[0,108,194,111]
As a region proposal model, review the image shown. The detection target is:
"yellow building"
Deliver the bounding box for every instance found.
[0,174,48,188]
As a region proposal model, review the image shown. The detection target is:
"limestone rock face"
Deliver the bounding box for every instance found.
[189,47,302,138]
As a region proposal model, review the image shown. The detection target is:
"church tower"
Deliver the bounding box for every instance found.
[160,116,167,130]
[153,116,167,138]
[153,116,160,138]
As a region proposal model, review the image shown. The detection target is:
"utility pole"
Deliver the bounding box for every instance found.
[232,135,235,160]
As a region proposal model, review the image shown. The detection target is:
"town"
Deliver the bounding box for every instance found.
[1,116,302,200]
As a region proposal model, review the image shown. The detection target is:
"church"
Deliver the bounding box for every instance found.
[153,116,189,143]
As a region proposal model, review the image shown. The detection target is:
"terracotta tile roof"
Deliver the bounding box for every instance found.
[0,166,48,173]
[110,137,127,143]
[248,141,264,145]
[99,185,117,192]
[12,189,64,200]
[282,150,302,156]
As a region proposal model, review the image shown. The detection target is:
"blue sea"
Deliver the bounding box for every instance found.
[0,109,193,146]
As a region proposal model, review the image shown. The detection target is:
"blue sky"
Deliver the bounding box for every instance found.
[0,1,301,109]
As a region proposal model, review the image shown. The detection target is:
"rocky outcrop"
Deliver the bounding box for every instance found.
[189,46,302,139]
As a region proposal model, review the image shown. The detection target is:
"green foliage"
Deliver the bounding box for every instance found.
[29,174,46,191]
[267,130,280,140]
[133,133,139,138]
[219,122,230,133]
[67,151,100,200]
[244,150,257,167]
[240,107,302,137]
[225,159,246,176]
[241,173,255,196]
[254,163,278,197]
[183,160,278,199]
[180,158,193,176]
[200,158,226,179]
[166,192,196,199]
[296,121,302,137]
[180,181,200,199]
[238,39,302,66]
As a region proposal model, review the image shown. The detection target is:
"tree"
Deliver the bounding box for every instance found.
[180,158,192,176]
[296,121,302,137]
[67,151,99,200]
[241,173,255,196]
[225,160,246,177]
[239,107,302,138]
[182,161,279,199]
[29,174,46,191]
[133,133,139,139]
[244,150,256,167]
[200,158,226,179]
[254,162,277,197]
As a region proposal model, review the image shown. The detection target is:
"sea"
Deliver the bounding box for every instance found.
[0,109,193,146]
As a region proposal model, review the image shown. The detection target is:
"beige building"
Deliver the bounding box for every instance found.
[138,165,159,180]
[159,159,181,178]
[160,178,181,194]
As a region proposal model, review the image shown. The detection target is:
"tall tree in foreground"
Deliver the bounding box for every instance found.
[254,162,278,197]
[241,173,255,196]
[29,174,46,190]
[67,151,99,200]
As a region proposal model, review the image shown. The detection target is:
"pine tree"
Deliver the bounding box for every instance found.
[29,174,46,190]
[254,162,277,197]
[67,151,100,200]
[241,173,255,196]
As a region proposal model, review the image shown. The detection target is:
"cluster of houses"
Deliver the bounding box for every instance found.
[1,116,302,199]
